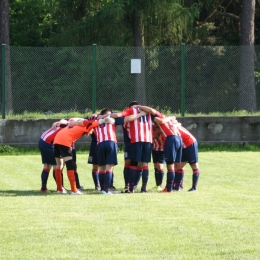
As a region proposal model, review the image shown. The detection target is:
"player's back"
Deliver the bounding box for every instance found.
[54,125,88,147]
[122,107,153,143]
[94,123,117,144]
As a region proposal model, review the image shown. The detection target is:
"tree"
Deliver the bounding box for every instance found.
[195,0,257,111]
[0,0,13,114]
[238,0,256,112]
[70,0,200,104]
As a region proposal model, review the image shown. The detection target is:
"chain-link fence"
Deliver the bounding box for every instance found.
[1,45,260,118]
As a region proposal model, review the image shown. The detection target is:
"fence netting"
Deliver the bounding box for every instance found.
[1,45,260,117]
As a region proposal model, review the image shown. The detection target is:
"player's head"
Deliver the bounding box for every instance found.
[100,108,112,116]
[128,101,139,107]
[59,119,68,128]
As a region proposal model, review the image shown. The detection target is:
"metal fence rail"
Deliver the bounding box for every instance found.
[1,44,260,118]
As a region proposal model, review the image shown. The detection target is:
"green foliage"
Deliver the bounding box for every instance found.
[0,145,39,155]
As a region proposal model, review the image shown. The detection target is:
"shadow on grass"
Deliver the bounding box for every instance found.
[0,189,125,196]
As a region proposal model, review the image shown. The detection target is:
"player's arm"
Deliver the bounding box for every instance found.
[110,112,124,118]
[123,111,147,123]
[154,116,178,125]
[67,118,85,127]
[134,105,158,115]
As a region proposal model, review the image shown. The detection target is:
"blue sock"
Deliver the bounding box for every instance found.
[41,168,49,190]
[92,170,99,188]
[192,169,200,189]
[123,166,130,188]
[141,166,149,192]
[166,170,175,192]
[158,170,164,186]
[99,172,105,191]
[129,166,138,192]
[104,171,112,192]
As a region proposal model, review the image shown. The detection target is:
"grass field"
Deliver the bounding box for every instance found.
[0,151,260,259]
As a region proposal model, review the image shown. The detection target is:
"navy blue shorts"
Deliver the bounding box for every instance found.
[129,142,152,163]
[39,139,56,165]
[97,141,118,166]
[164,136,182,164]
[182,141,198,164]
[88,139,98,165]
[124,143,131,160]
[152,150,165,164]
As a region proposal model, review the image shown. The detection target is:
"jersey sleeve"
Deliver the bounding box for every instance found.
[121,108,131,117]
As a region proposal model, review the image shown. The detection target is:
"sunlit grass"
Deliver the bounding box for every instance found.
[0,152,260,259]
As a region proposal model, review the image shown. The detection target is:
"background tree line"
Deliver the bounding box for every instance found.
[0,0,259,114]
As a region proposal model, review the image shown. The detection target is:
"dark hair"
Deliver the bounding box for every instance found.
[59,123,67,128]
[100,108,112,115]
[128,101,139,107]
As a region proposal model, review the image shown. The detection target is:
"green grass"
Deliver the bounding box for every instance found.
[1,143,260,156]
[0,152,260,259]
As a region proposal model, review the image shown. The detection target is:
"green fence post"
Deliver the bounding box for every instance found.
[1,44,6,119]
[92,44,97,113]
[181,43,185,117]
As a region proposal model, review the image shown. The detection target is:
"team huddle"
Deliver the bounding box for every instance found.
[39,101,200,195]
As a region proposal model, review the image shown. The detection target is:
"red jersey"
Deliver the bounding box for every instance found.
[178,125,196,148]
[94,123,117,144]
[54,125,90,147]
[158,119,181,137]
[41,127,63,144]
[153,134,166,151]
[122,107,154,143]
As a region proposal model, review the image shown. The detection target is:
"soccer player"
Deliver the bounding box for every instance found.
[112,101,161,193]
[72,108,147,194]
[96,108,147,194]
[173,122,200,192]
[134,105,182,193]
[38,119,68,192]
[53,117,113,195]
[152,124,166,191]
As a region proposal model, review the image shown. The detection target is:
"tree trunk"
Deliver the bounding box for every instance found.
[0,0,13,114]
[239,0,256,112]
[133,8,146,105]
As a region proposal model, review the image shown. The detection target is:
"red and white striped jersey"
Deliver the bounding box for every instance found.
[178,125,196,148]
[123,122,131,139]
[158,119,181,137]
[153,134,166,151]
[41,127,63,144]
[122,107,153,143]
[94,123,117,144]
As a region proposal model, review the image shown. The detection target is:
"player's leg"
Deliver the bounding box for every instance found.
[103,141,117,193]
[128,143,143,193]
[88,139,100,189]
[64,157,81,194]
[72,147,84,190]
[188,163,200,191]
[140,142,152,193]
[162,135,182,192]
[39,139,56,192]
[54,144,65,193]
[123,143,131,192]
[152,150,165,191]
[185,141,200,191]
